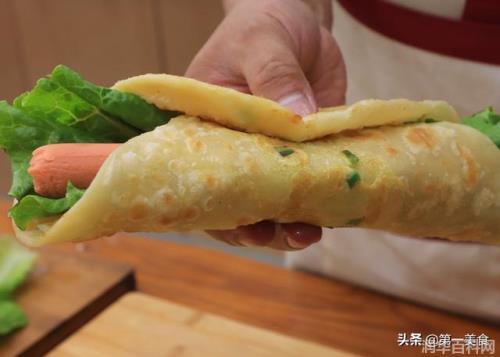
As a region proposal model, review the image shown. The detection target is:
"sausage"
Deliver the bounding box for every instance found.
[29,144,119,198]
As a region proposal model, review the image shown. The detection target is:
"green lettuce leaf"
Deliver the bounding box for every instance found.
[0,65,177,230]
[462,107,500,148]
[51,65,179,132]
[14,77,139,142]
[0,101,100,199]
[0,236,36,336]
[0,236,37,299]
[0,300,28,336]
[9,183,85,231]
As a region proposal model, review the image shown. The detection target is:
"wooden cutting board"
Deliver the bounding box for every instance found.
[49,292,356,357]
[0,248,134,357]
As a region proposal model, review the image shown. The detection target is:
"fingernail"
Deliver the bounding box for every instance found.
[286,236,310,249]
[278,92,316,117]
[283,223,322,249]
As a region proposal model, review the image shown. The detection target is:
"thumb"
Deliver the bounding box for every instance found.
[241,43,317,117]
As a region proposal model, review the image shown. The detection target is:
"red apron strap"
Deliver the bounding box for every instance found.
[463,0,500,24]
[337,0,500,66]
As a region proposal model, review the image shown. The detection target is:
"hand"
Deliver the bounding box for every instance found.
[187,0,346,115]
[186,0,346,250]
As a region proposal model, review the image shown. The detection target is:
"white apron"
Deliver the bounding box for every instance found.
[287,1,500,321]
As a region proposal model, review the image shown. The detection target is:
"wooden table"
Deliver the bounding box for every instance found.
[1,199,499,356]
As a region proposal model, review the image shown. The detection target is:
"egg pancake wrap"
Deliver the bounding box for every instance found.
[10,74,500,247]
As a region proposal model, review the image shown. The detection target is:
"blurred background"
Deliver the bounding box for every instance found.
[0,0,283,265]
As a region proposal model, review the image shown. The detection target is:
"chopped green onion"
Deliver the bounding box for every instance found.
[275,146,294,157]
[345,217,364,226]
[342,150,359,166]
[346,171,361,188]
[405,117,438,125]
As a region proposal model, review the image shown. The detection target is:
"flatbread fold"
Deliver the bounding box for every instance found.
[113,74,460,142]
[14,75,500,247]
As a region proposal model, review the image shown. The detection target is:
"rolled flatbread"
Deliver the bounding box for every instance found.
[13,76,500,246]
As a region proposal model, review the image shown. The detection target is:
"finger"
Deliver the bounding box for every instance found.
[207,221,322,250]
[308,27,347,107]
[265,223,322,250]
[185,43,248,92]
[207,221,276,247]
[240,37,317,116]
